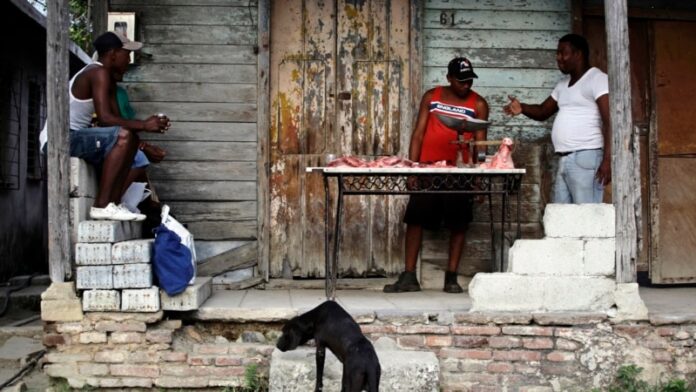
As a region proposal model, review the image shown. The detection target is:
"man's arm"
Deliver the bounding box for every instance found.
[91,69,161,132]
[473,96,489,159]
[595,93,611,185]
[504,95,558,122]
[408,90,433,161]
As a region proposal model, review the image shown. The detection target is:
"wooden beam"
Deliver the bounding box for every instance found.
[197,242,258,276]
[257,0,270,282]
[604,0,639,283]
[91,0,109,37]
[47,0,72,282]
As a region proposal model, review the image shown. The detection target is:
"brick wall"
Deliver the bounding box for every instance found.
[43,308,696,390]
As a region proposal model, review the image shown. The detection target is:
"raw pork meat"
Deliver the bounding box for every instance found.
[326,156,454,168]
[478,138,515,169]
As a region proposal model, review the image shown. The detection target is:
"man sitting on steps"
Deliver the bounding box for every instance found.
[41,31,170,221]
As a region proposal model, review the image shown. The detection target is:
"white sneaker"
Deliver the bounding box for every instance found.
[90,202,140,221]
[117,203,146,222]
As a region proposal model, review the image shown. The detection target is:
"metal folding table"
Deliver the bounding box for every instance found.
[306,167,526,299]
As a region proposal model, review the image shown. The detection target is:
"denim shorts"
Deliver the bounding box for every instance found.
[69,126,149,168]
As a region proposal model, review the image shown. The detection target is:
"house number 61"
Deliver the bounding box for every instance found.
[440,11,455,26]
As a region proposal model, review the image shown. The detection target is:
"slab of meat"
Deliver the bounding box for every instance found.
[478,138,515,169]
[326,156,454,168]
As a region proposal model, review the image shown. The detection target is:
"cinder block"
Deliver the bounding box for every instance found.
[78,221,142,243]
[507,239,584,275]
[70,197,94,245]
[121,287,160,312]
[75,243,112,265]
[543,203,615,238]
[584,239,615,276]
[76,266,113,289]
[70,158,98,197]
[469,273,545,312]
[82,290,120,312]
[112,239,153,264]
[113,264,152,289]
[470,273,615,313]
[161,277,212,311]
[41,299,84,322]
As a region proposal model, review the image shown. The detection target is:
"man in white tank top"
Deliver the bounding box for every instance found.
[503,34,611,204]
[41,32,170,220]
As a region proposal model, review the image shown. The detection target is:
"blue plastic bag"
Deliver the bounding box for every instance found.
[152,224,194,296]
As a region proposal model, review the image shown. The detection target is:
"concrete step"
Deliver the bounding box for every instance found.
[78,220,142,243]
[543,203,615,238]
[161,277,212,311]
[507,238,615,276]
[269,337,438,392]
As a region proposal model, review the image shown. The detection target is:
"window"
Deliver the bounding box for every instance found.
[0,69,20,190]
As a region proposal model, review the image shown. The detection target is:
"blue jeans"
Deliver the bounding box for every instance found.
[553,148,604,204]
[69,126,149,168]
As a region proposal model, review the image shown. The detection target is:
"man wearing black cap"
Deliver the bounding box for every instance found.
[40,31,170,221]
[384,57,489,294]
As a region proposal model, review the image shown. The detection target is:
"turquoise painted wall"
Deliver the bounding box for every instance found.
[423,0,571,141]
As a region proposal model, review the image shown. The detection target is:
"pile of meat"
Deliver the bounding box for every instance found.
[478,137,515,169]
[326,156,451,168]
[325,138,515,169]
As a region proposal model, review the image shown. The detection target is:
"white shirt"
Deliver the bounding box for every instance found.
[550,67,609,153]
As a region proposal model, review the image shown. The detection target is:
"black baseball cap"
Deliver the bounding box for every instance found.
[447,57,478,81]
[93,31,143,54]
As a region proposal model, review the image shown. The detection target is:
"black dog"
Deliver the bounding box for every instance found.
[276,301,381,392]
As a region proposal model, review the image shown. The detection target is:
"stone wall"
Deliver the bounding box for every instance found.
[42,306,696,391]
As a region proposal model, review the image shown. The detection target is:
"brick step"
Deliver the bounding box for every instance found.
[76,239,153,265]
[270,338,438,392]
[78,220,143,243]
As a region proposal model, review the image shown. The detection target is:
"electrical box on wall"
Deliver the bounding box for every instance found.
[107,12,136,63]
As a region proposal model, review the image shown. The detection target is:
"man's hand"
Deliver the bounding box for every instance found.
[141,142,166,163]
[144,116,165,133]
[503,95,522,116]
[596,157,611,186]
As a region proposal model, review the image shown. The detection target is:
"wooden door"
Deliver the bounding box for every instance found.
[651,21,696,284]
[269,0,411,278]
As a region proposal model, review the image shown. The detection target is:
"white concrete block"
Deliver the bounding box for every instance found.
[113,263,152,289]
[161,277,212,311]
[75,243,111,265]
[613,283,649,321]
[470,273,615,313]
[121,287,161,312]
[82,290,120,312]
[112,239,153,264]
[76,266,113,289]
[543,203,615,238]
[584,238,615,276]
[77,220,141,243]
[70,158,97,197]
[507,239,584,275]
[543,276,616,312]
[469,273,545,312]
[70,197,94,245]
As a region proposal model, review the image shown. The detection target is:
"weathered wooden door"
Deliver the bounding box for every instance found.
[650,21,696,284]
[269,0,411,278]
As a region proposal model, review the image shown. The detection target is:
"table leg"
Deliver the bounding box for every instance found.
[324,175,331,300]
[488,193,495,271]
[501,190,507,272]
[329,176,345,301]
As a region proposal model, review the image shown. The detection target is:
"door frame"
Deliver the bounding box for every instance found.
[257,1,425,278]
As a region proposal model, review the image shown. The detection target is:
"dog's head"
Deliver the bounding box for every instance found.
[276,317,312,352]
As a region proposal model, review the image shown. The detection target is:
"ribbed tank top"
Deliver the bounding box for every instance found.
[69,61,102,130]
[419,86,480,164]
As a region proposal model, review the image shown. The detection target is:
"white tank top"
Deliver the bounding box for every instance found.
[39,61,103,151]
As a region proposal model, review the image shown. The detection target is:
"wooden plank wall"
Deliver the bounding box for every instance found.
[111,0,259,242]
[421,0,571,272]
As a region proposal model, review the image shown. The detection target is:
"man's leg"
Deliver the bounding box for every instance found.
[565,149,604,204]
[443,228,466,293]
[404,224,423,273]
[553,156,573,203]
[121,167,148,196]
[98,128,138,207]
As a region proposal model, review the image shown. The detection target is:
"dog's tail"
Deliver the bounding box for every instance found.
[367,363,381,392]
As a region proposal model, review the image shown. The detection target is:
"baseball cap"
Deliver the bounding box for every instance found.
[447,57,478,81]
[93,31,143,54]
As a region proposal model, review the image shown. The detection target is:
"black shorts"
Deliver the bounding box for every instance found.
[403,193,473,230]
